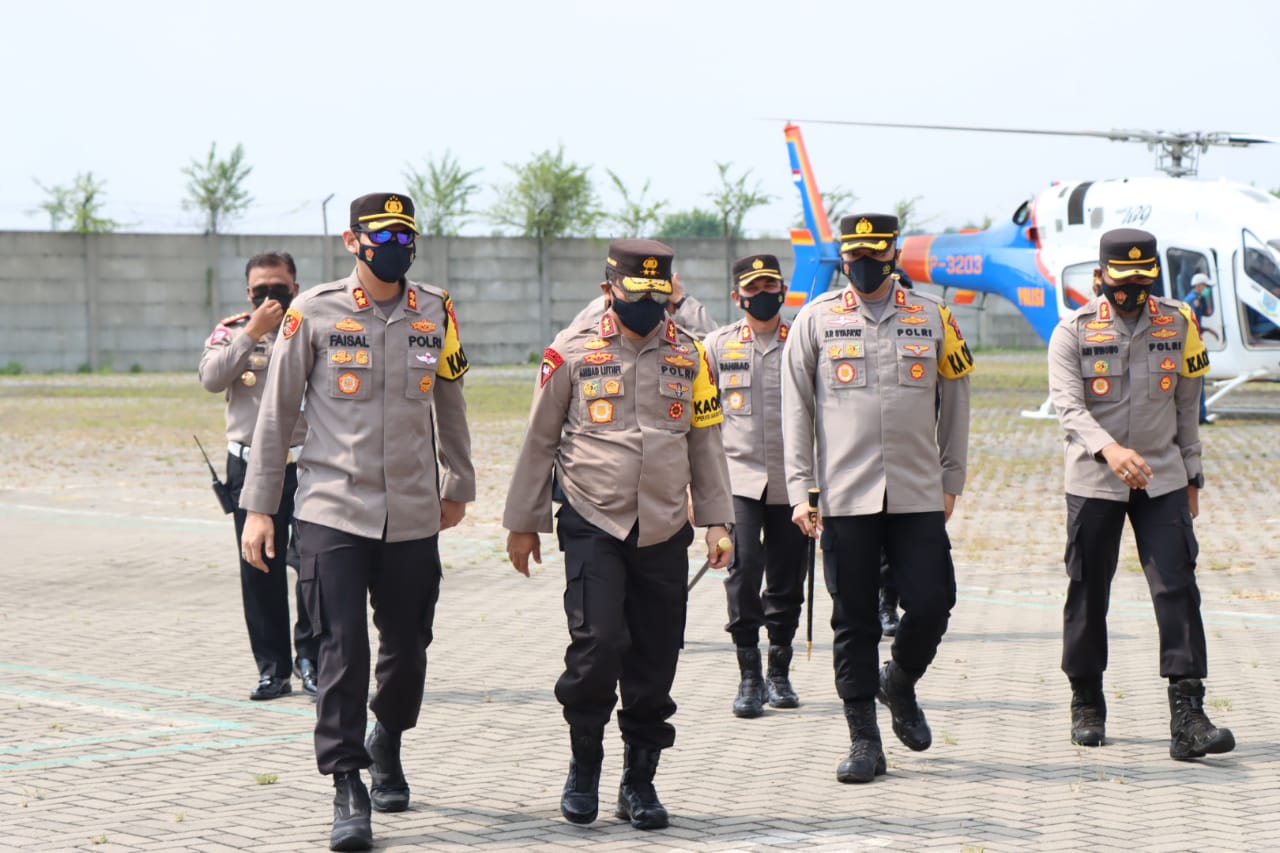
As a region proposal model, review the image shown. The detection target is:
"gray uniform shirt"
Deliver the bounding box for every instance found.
[1047,294,1208,500]
[503,313,734,547]
[198,314,307,447]
[702,318,789,503]
[781,282,974,516]
[239,270,475,542]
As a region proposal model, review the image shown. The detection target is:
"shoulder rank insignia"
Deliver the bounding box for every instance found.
[739,324,753,342]
[779,323,789,340]
[352,287,370,310]
[220,311,250,326]
[664,319,678,344]
[406,288,418,311]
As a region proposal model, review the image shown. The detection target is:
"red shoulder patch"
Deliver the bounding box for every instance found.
[539,347,564,387]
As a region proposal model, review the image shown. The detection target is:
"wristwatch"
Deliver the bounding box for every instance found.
[1188,473,1205,488]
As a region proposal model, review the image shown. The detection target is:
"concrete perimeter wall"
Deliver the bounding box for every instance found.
[0,232,1041,372]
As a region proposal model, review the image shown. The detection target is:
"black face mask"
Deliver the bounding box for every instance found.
[843,257,894,293]
[1100,281,1152,312]
[359,241,415,283]
[611,296,667,336]
[740,289,784,321]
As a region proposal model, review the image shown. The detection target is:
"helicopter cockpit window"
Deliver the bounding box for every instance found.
[1239,231,1280,344]
[1167,248,1209,301]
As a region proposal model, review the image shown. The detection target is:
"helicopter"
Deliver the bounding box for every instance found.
[783,120,1280,416]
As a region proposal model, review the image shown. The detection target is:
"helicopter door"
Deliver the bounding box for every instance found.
[1236,230,1280,348]
[1166,247,1223,352]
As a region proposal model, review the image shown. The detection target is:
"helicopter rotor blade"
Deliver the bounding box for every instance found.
[779,119,1278,149]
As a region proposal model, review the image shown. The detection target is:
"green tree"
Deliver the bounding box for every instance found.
[655,208,725,239]
[707,161,773,240]
[489,145,603,240]
[490,146,604,345]
[404,151,482,236]
[182,142,253,234]
[30,179,74,230]
[31,172,121,233]
[605,170,667,238]
[894,195,935,235]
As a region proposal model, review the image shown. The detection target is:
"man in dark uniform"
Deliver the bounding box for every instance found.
[782,214,973,784]
[702,254,808,717]
[198,251,317,700]
[240,193,475,851]
[1047,228,1234,761]
[505,239,734,830]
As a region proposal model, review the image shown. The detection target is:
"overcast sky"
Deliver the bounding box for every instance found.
[6,0,1280,238]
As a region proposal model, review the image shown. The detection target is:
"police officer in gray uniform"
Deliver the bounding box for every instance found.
[703,254,807,718]
[198,251,316,700]
[782,213,973,784]
[1047,227,1233,761]
[240,193,475,851]
[505,239,733,831]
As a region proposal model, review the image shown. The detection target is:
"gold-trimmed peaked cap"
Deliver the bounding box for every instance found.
[1099,228,1160,280]
[839,213,900,253]
[732,253,783,287]
[350,192,419,233]
[606,239,674,296]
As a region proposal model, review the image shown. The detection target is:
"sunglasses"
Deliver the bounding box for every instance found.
[612,285,670,305]
[250,284,293,300]
[359,228,414,246]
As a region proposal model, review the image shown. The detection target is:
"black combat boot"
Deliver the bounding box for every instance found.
[1069,677,1106,747]
[765,645,800,708]
[1168,678,1236,760]
[560,724,604,824]
[614,744,669,830]
[329,770,373,852]
[364,721,410,812]
[732,646,765,718]
[877,660,931,751]
[836,700,886,783]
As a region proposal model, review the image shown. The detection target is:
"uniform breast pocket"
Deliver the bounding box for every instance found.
[896,343,936,387]
[656,374,692,432]
[406,350,440,399]
[327,349,372,400]
[825,356,866,390]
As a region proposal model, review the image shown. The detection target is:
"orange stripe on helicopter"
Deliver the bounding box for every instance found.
[785,123,834,244]
[899,235,935,284]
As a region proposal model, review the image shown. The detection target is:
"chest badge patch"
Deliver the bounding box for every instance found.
[337,372,361,395]
[411,319,436,333]
[835,362,857,384]
[1090,377,1111,396]
[589,399,615,424]
[668,401,684,420]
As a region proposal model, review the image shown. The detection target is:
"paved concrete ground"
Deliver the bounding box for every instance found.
[2,364,1279,852]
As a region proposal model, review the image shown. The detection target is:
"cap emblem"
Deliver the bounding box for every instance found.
[642,257,659,275]
[385,196,404,215]
[1128,246,1142,260]
[855,218,873,235]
